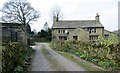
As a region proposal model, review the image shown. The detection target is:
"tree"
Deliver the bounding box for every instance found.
[37,28,52,42]
[43,22,49,31]
[26,24,31,34]
[1,1,40,32]
[51,5,63,21]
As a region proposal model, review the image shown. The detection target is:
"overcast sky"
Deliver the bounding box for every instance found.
[0,0,119,32]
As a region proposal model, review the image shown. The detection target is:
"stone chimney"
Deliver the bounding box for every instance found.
[53,16,57,22]
[95,13,99,22]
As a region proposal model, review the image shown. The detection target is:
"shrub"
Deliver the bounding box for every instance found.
[2,42,33,73]
[51,40,120,70]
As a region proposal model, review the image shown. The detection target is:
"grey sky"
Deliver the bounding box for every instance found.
[0,0,119,32]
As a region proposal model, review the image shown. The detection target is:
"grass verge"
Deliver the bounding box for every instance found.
[27,49,35,71]
[58,51,105,71]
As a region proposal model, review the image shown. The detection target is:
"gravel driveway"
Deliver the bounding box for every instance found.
[29,43,86,71]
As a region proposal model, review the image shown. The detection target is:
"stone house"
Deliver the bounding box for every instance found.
[0,23,28,45]
[104,29,119,39]
[52,13,116,42]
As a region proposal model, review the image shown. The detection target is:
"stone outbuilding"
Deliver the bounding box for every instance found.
[0,23,28,45]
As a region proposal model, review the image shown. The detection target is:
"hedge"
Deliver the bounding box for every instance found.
[51,40,120,70]
[2,42,33,73]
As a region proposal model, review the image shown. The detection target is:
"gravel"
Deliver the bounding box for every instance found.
[29,43,86,71]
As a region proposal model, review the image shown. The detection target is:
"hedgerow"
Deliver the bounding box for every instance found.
[51,40,120,70]
[2,42,33,73]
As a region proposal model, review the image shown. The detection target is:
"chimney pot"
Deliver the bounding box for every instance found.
[95,13,99,22]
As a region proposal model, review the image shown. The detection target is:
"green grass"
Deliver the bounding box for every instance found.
[27,49,35,71]
[58,51,105,71]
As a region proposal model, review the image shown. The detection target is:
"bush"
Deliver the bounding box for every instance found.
[2,42,33,73]
[51,40,120,70]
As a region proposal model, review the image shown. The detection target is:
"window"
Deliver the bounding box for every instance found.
[58,30,60,33]
[89,35,98,41]
[59,36,67,40]
[63,30,65,33]
[104,34,109,38]
[65,30,68,34]
[63,36,67,40]
[59,36,62,40]
[73,36,78,40]
[58,30,64,34]
[87,28,96,33]
[91,28,96,33]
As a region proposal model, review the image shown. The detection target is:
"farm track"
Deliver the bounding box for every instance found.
[28,43,86,71]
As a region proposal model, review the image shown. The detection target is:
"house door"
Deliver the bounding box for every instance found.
[73,36,78,40]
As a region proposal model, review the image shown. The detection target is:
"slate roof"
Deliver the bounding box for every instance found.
[104,29,119,36]
[52,20,104,29]
[0,23,22,28]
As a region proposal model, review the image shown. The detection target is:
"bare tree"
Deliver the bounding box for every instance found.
[43,22,49,31]
[51,5,63,21]
[1,1,40,31]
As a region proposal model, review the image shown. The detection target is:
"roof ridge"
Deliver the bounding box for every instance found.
[52,19,104,29]
[58,20,96,22]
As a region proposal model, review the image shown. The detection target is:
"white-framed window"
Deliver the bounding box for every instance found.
[87,28,96,33]
[91,28,96,33]
[89,35,98,41]
[63,30,65,33]
[58,30,68,34]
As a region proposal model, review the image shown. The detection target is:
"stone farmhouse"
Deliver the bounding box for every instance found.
[52,13,117,42]
[0,23,28,45]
